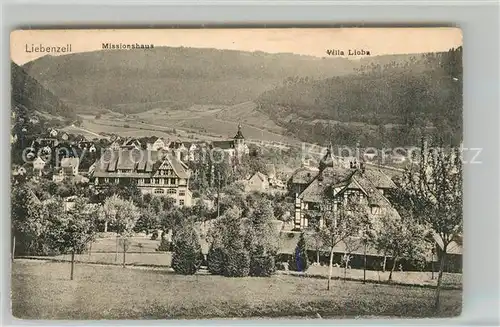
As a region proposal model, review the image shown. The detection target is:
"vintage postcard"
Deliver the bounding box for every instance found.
[10,28,463,319]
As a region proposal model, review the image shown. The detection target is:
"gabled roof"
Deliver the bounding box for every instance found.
[249,172,268,183]
[290,167,318,185]
[350,175,391,207]
[362,168,397,189]
[164,154,189,179]
[212,140,235,150]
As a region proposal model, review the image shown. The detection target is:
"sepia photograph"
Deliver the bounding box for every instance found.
[10,27,463,319]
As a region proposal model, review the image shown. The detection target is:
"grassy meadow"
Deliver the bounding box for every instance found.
[12,260,461,320]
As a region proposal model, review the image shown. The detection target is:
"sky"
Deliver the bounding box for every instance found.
[11,28,463,65]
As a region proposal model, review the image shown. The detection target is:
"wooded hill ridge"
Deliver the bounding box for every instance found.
[21,47,419,113]
[11,61,77,120]
[256,47,463,147]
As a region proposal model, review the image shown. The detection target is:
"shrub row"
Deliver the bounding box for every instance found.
[207,246,276,277]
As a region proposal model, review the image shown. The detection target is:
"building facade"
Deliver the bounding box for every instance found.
[92,149,193,207]
[289,151,399,229]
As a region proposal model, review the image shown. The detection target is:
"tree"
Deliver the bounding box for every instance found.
[290,232,309,272]
[396,141,462,309]
[102,194,140,266]
[134,207,159,234]
[207,206,251,277]
[171,219,203,275]
[319,195,368,290]
[373,210,430,282]
[245,198,278,276]
[53,198,98,280]
[11,185,45,256]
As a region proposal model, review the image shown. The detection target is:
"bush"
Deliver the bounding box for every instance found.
[224,249,250,277]
[207,246,226,275]
[150,231,159,240]
[250,255,276,277]
[157,237,170,251]
[171,235,202,275]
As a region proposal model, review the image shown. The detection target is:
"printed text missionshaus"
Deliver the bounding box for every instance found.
[102,43,155,50]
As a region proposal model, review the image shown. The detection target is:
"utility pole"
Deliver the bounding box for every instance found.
[363,240,367,284]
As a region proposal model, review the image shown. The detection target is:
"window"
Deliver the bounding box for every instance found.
[170,178,176,185]
[167,189,177,194]
[144,178,151,184]
[155,178,161,184]
[154,189,165,194]
[179,190,186,197]
[179,200,185,206]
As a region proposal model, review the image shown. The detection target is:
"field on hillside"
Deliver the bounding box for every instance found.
[12,260,461,319]
[78,103,300,145]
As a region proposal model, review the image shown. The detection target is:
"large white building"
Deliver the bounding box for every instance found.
[92,149,193,207]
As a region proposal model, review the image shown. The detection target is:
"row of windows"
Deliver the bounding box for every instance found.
[143,178,177,185]
[96,177,179,185]
[153,189,187,196]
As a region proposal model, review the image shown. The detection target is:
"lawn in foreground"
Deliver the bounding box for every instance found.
[12,260,461,319]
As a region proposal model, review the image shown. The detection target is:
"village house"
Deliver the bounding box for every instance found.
[122,138,142,150]
[29,116,39,124]
[61,157,80,176]
[289,150,399,229]
[79,141,97,152]
[244,172,270,193]
[92,149,193,207]
[32,157,46,176]
[48,128,58,138]
[60,132,69,141]
[149,137,167,151]
[109,140,121,150]
[32,137,59,149]
[169,140,189,162]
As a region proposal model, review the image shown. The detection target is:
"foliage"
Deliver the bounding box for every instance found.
[224,249,251,277]
[56,198,98,254]
[246,197,279,255]
[289,233,309,272]
[171,222,203,275]
[257,47,463,147]
[11,62,76,120]
[11,185,61,255]
[250,255,276,277]
[372,210,430,280]
[101,194,140,235]
[207,245,226,275]
[393,140,462,308]
[134,207,159,234]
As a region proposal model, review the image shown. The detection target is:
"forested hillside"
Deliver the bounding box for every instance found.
[21,47,415,113]
[257,47,463,147]
[11,61,76,120]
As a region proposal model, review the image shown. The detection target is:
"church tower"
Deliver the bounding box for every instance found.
[233,123,245,156]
